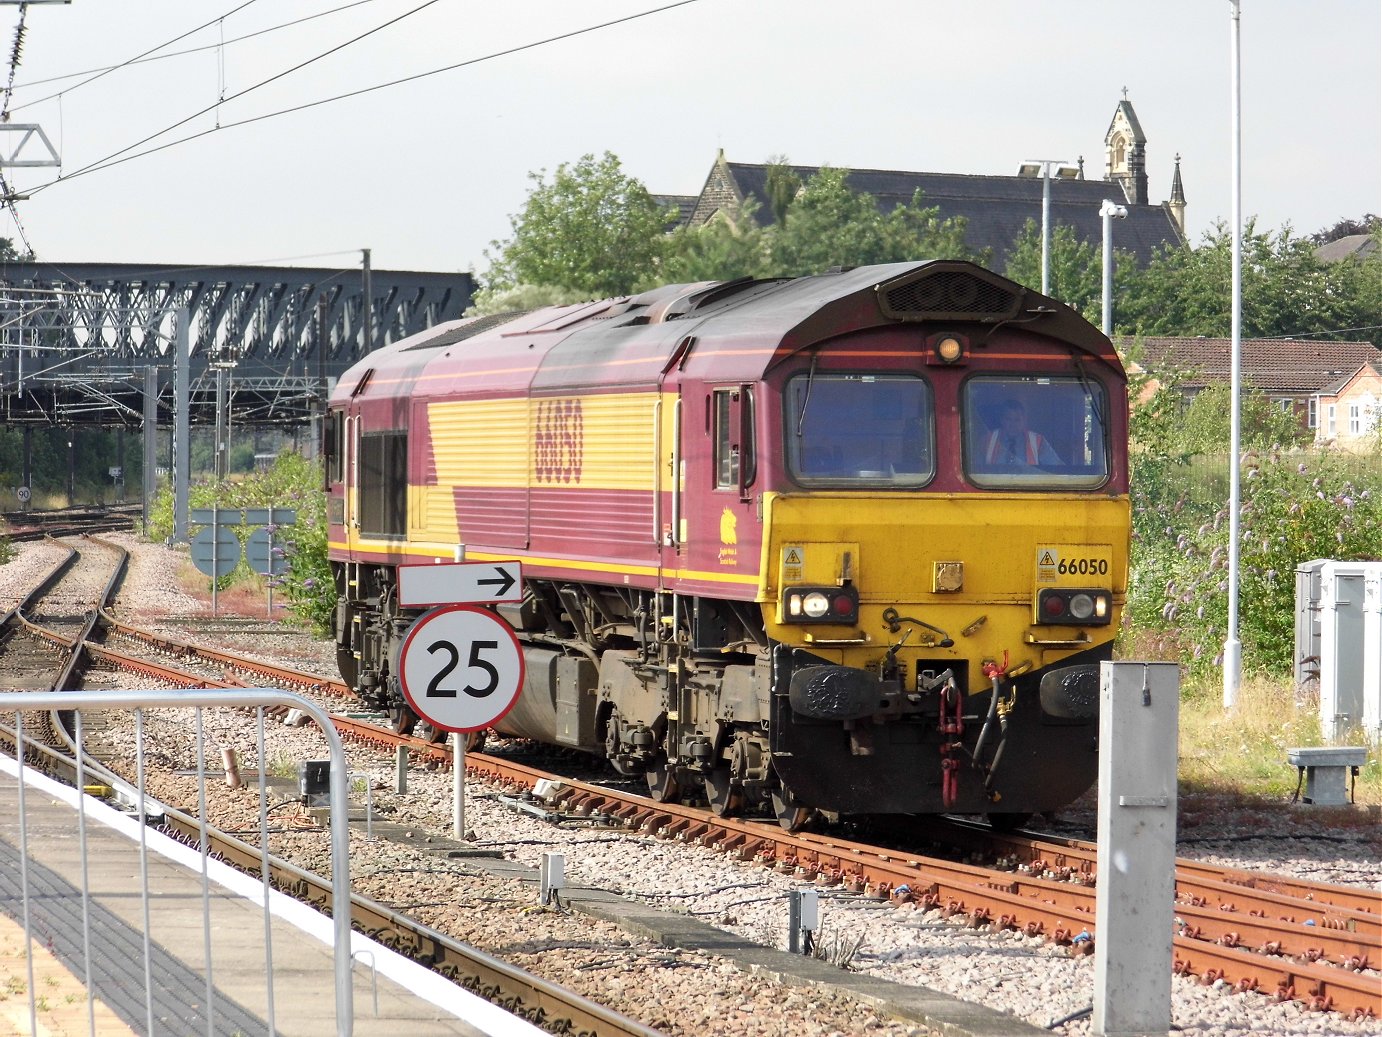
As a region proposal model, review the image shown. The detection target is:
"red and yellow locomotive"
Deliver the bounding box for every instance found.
[326,260,1129,828]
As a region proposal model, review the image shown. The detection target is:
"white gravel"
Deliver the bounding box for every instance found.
[7,534,1381,1037]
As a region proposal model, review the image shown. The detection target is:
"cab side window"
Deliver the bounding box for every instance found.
[712,387,754,495]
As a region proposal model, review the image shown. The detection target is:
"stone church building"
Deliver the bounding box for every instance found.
[660,97,1186,271]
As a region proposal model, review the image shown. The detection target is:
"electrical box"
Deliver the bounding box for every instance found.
[1310,562,1382,744]
[299,760,331,806]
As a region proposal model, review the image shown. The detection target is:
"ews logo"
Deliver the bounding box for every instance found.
[534,399,583,483]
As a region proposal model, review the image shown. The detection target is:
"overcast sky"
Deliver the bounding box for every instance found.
[2,0,1378,276]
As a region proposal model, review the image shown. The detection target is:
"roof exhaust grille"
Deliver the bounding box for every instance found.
[403,310,530,351]
[878,269,1022,323]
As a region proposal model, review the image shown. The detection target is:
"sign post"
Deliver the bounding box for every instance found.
[454,732,465,840]
[191,506,297,618]
[398,605,525,840]
[189,507,241,617]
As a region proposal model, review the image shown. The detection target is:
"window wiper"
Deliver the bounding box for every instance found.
[795,350,820,437]
[1060,346,1107,431]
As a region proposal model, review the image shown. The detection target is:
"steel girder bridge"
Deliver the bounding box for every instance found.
[0,262,474,427]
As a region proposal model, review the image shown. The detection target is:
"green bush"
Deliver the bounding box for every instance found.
[1130,445,1382,675]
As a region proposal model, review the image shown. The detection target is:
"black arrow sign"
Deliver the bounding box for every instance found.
[477,567,516,597]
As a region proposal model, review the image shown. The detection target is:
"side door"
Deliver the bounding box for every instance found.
[660,372,759,588]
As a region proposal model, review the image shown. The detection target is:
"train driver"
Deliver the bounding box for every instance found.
[983,399,1060,467]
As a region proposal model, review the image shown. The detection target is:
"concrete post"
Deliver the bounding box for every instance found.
[1093,661,1179,1036]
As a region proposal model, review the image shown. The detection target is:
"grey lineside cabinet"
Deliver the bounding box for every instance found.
[1296,559,1382,744]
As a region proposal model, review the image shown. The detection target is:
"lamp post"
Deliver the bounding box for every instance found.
[1019,160,1079,295]
[1224,0,1244,708]
[1099,199,1128,336]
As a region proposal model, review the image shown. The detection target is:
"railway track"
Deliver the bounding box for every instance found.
[453,753,1381,1020]
[0,503,140,543]
[4,534,1380,1024]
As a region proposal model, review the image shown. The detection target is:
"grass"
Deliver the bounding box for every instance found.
[1119,624,1380,809]
[1177,672,1380,807]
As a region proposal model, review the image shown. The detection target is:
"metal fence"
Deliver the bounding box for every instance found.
[0,689,354,1037]
[1137,449,1382,510]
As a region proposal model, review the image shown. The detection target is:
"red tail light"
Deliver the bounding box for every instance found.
[1036,589,1111,625]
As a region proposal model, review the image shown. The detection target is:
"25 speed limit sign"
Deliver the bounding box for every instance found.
[398,605,526,733]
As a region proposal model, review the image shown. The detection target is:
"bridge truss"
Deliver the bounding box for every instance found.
[0,262,474,427]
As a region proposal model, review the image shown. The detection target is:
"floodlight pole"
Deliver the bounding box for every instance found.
[1224,0,1244,708]
[1041,165,1054,295]
[1099,200,1128,336]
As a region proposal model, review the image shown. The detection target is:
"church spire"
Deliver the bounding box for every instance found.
[1104,94,1148,205]
[1168,153,1187,238]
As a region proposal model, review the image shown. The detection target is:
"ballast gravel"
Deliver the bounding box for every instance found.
[5,535,1380,1037]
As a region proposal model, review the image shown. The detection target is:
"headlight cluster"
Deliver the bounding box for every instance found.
[782,585,859,624]
[1037,588,1112,625]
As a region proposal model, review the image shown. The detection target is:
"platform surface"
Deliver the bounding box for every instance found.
[0,755,542,1037]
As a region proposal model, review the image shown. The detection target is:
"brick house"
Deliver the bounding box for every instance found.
[1314,361,1382,445]
[1125,336,1382,445]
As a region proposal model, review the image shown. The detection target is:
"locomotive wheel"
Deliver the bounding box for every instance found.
[771,786,813,831]
[703,768,743,817]
[645,758,681,803]
[390,704,417,737]
[464,729,487,752]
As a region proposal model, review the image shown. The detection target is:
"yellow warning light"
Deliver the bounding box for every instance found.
[935,335,965,364]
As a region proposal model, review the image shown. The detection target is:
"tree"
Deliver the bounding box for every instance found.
[1116,220,1374,342]
[1176,383,1308,453]
[767,167,981,277]
[0,236,34,262]
[662,205,768,284]
[483,151,669,297]
[1001,219,1137,323]
[1310,214,1380,245]
[466,282,592,317]
[763,156,801,225]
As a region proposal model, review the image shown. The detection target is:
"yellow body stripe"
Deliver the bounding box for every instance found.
[329,539,763,588]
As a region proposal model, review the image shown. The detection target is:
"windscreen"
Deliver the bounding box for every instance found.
[785,373,934,487]
[963,376,1109,488]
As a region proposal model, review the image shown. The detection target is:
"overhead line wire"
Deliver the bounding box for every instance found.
[18,0,263,114]
[26,0,701,196]
[45,0,440,189]
[7,0,383,110]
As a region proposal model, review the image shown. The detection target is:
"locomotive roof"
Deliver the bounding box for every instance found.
[332,261,1120,403]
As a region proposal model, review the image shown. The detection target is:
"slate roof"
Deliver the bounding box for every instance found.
[1104,99,1147,143]
[1313,360,1382,397]
[717,161,1184,269]
[652,194,698,226]
[1314,234,1378,263]
[1125,336,1380,394]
